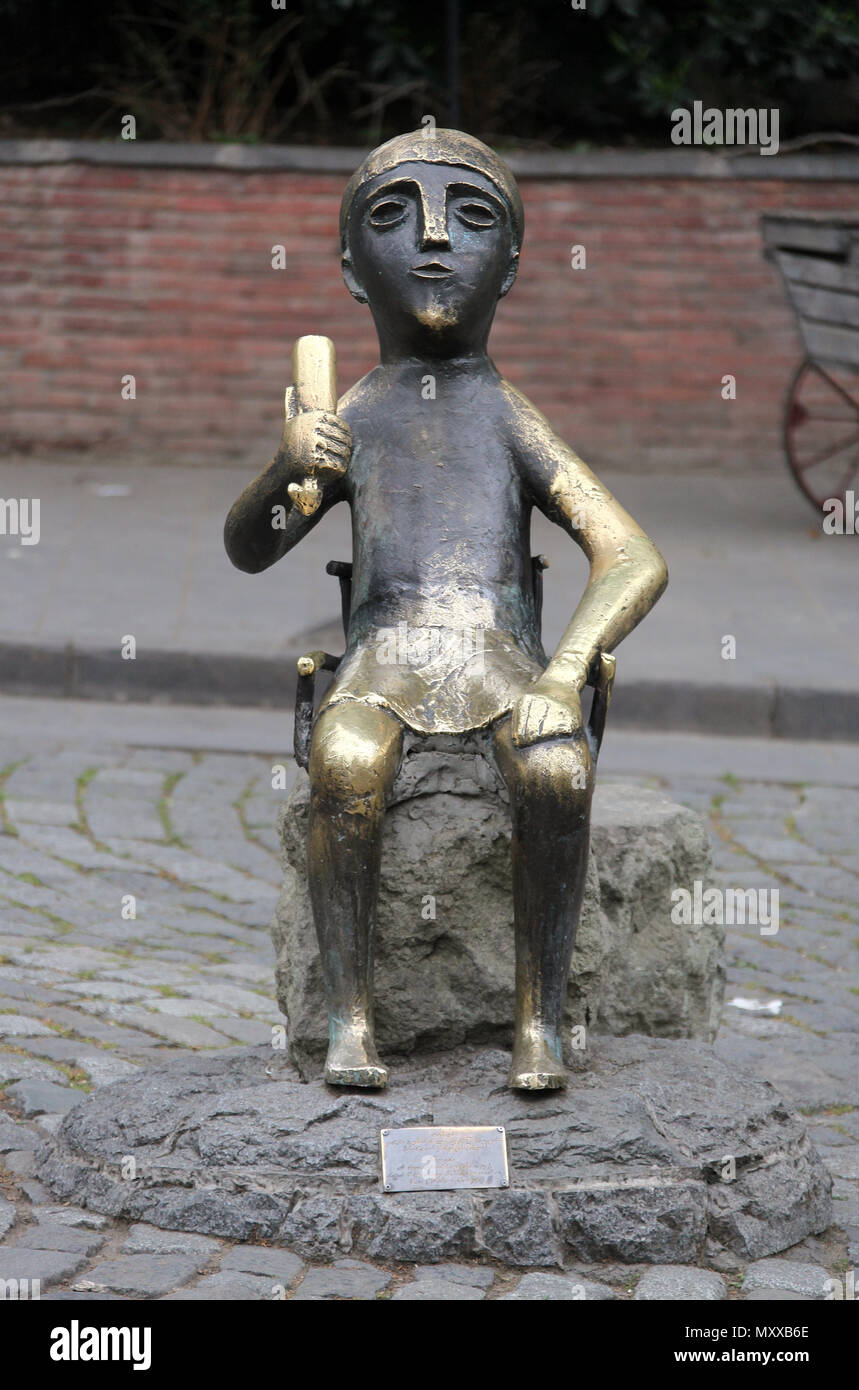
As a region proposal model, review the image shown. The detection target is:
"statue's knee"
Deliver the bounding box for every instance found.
[496,729,593,811]
[557,740,594,806]
[309,707,401,812]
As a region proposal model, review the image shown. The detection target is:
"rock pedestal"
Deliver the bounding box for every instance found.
[271,753,724,1073]
[38,1039,832,1266]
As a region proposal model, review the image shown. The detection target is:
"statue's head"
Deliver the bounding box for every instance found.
[340,128,524,355]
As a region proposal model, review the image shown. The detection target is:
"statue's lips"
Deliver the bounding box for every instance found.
[410,262,454,279]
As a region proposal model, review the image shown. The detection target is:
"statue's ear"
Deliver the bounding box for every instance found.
[342,254,368,305]
[498,252,519,300]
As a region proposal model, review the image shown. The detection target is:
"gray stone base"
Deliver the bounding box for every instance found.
[38,1037,830,1268]
[273,760,724,1072]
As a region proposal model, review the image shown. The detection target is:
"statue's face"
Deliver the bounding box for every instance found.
[344,161,517,353]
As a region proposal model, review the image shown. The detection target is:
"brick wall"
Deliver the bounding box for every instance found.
[2,149,858,472]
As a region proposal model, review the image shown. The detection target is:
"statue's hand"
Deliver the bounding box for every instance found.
[280,410,352,492]
[511,680,584,748]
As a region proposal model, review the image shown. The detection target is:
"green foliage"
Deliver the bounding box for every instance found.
[593,0,859,117]
[0,0,856,145]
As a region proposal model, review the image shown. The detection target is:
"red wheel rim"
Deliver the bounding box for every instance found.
[784,359,859,517]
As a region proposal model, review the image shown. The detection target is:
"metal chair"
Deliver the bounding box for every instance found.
[293,556,615,769]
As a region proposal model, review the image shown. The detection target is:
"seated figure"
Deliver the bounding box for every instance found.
[224,129,668,1093]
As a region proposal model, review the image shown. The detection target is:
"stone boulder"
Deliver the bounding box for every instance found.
[272,751,723,1072]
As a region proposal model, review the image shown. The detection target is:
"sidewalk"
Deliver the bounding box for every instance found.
[1,459,855,739]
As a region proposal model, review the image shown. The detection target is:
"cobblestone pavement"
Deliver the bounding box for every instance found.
[0,704,856,1301]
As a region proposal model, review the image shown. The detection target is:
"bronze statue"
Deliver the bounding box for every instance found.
[225,129,668,1093]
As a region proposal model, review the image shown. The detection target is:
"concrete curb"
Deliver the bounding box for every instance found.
[0,642,855,742]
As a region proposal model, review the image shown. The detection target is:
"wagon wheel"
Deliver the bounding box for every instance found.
[784,358,859,517]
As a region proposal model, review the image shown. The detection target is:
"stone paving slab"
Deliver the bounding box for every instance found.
[121,1224,222,1260]
[14,1221,106,1256]
[634,1267,727,1300]
[499,1273,616,1301]
[85,1254,205,1296]
[220,1245,304,1285]
[35,1205,108,1229]
[165,1272,278,1301]
[393,1279,486,1300]
[742,1287,814,1300]
[6,1080,85,1116]
[413,1263,495,1289]
[0,1196,16,1237]
[0,1248,89,1287]
[0,1057,71,1087]
[291,1262,391,1301]
[742,1259,832,1299]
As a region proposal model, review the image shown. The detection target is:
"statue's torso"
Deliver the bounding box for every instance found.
[321,363,547,735]
[340,365,539,641]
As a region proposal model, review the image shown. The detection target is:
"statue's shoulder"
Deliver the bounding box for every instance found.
[336,367,383,418]
[496,376,556,451]
[495,378,592,491]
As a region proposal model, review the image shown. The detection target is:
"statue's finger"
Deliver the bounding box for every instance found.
[318,443,350,464]
[319,413,351,438]
[316,431,351,452]
[311,440,346,462]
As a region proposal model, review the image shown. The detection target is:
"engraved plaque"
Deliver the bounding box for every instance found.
[380,1125,509,1193]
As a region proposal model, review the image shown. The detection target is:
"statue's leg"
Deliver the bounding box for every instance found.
[308,702,403,1088]
[492,719,593,1091]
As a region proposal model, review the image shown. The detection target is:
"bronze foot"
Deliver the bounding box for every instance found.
[325,1022,389,1089]
[509,1030,567,1091]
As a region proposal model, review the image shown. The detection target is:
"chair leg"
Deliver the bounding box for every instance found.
[293,650,342,770]
[585,652,616,762]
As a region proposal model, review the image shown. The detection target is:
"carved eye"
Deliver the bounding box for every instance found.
[368,198,407,228]
[456,201,498,229]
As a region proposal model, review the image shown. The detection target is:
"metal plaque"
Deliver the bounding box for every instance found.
[380,1125,509,1193]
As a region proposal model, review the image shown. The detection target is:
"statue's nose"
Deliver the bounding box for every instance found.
[419,197,450,250]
